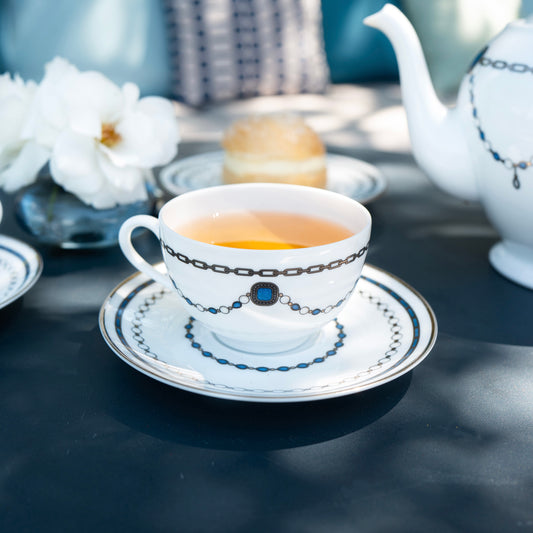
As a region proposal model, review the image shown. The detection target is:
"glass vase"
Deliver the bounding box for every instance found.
[14,178,156,249]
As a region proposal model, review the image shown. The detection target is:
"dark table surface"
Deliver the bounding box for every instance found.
[1,144,532,533]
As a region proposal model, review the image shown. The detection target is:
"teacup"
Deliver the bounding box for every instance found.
[119,183,371,354]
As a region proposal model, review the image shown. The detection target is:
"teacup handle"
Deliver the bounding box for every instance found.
[118,214,175,291]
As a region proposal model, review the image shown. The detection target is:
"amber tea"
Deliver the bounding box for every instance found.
[175,210,354,250]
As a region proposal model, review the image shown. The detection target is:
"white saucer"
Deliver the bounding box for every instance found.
[99,264,437,403]
[0,234,43,310]
[159,151,387,204]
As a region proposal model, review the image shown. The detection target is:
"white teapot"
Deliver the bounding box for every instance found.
[365,4,533,289]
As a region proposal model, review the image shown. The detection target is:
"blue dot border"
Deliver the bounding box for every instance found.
[184,317,346,372]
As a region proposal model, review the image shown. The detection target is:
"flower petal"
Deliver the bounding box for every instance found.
[135,96,176,118]
[67,104,102,139]
[50,130,148,208]
[95,149,145,192]
[135,97,180,165]
[50,130,103,195]
[20,58,79,147]
[111,112,156,166]
[90,151,147,208]
[0,141,50,192]
[65,72,123,125]
[43,57,80,82]
[111,98,179,168]
[0,94,28,145]
[121,82,140,112]
[0,73,37,146]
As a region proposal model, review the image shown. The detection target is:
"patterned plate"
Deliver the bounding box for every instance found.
[99,264,437,403]
[0,234,43,310]
[159,151,387,204]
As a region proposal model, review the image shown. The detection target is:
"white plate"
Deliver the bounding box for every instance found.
[159,151,387,204]
[99,264,437,403]
[0,234,43,309]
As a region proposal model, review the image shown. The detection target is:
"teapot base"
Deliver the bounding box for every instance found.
[489,241,533,290]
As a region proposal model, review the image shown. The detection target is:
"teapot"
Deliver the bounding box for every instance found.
[365,4,533,289]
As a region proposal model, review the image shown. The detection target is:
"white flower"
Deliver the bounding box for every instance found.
[0,73,50,192]
[46,61,179,208]
[3,57,180,209]
[21,57,81,149]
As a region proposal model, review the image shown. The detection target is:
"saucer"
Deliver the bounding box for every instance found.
[159,151,387,204]
[0,234,43,309]
[99,264,437,402]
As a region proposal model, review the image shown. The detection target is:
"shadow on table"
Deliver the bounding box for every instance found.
[87,329,411,451]
[368,185,533,347]
[0,297,23,329]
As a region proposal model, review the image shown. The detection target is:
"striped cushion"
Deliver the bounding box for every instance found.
[163,0,330,106]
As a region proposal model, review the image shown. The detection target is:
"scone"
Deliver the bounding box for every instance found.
[221,114,327,188]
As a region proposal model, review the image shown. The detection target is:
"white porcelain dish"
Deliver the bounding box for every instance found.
[0,234,43,310]
[99,264,437,403]
[159,151,387,205]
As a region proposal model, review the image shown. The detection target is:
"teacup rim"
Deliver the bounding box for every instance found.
[158,183,371,255]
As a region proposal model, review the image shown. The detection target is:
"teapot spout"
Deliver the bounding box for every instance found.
[364,4,479,201]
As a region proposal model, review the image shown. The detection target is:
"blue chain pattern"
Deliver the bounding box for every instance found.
[470,54,533,189]
[278,281,357,315]
[184,317,346,372]
[161,241,368,277]
[171,278,358,316]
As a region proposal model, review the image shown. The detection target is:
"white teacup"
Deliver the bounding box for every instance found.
[119,183,371,354]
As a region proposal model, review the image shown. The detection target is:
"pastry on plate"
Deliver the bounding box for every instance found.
[221,114,326,188]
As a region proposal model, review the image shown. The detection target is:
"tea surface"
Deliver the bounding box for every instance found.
[175,211,353,250]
